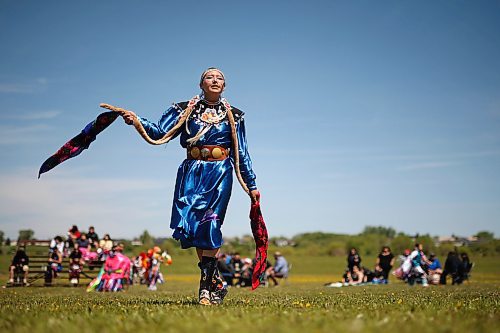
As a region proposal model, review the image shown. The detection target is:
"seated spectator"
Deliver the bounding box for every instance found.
[347,248,361,273]
[217,253,235,286]
[362,266,375,283]
[9,249,29,285]
[237,258,253,287]
[67,225,81,249]
[372,265,385,283]
[99,234,113,252]
[230,252,244,276]
[77,233,99,262]
[49,236,65,255]
[346,265,364,285]
[86,226,99,249]
[427,253,442,285]
[77,233,91,251]
[265,252,289,286]
[69,243,83,264]
[45,248,63,283]
[375,246,395,283]
[68,244,83,285]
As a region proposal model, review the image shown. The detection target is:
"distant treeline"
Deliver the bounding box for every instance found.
[2,227,498,258]
[218,227,500,258]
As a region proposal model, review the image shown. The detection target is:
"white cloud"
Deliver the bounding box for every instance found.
[397,161,457,171]
[0,77,48,94]
[6,110,61,120]
[0,124,53,145]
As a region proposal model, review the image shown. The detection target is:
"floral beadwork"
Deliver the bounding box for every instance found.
[191,101,228,127]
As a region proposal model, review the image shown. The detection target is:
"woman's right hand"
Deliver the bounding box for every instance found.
[119,110,137,125]
[100,103,136,125]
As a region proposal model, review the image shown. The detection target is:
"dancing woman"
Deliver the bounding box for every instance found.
[114,68,260,305]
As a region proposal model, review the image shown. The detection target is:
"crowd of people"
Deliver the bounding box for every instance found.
[393,243,473,286]
[216,251,289,288]
[8,223,291,290]
[8,225,173,291]
[10,229,473,291]
[326,244,473,288]
[131,246,172,291]
[327,246,396,287]
[44,225,123,287]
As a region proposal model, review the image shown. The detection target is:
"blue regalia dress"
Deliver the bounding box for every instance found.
[138,98,257,250]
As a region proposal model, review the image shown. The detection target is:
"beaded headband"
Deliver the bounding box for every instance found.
[199,67,225,86]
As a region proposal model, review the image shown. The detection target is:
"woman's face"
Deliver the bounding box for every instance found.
[200,70,225,95]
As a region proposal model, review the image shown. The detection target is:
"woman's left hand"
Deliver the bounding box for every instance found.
[250,189,261,203]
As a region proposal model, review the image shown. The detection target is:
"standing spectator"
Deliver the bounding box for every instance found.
[266,252,289,286]
[86,226,99,249]
[375,246,395,283]
[440,251,462,285]
[347,248,362,273]
[460,253,473,282]
[9,249,29,285]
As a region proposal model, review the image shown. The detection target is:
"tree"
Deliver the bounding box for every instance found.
[415,234,437,254]
[18,229,34,241]
[139,230,154,247]
[362,226,396,239]
[0,230,4,245]
[390,234,413,255]
[475,231,494,242]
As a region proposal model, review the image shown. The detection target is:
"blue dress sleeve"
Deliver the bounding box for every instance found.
[232,116,257,191]
[137,105,182,140]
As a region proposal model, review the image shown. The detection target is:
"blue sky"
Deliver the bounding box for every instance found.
[1,0,499,240]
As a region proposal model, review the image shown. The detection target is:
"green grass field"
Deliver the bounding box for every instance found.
[1,251,499,333]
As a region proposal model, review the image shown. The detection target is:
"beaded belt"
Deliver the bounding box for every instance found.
[187,145,230,161]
